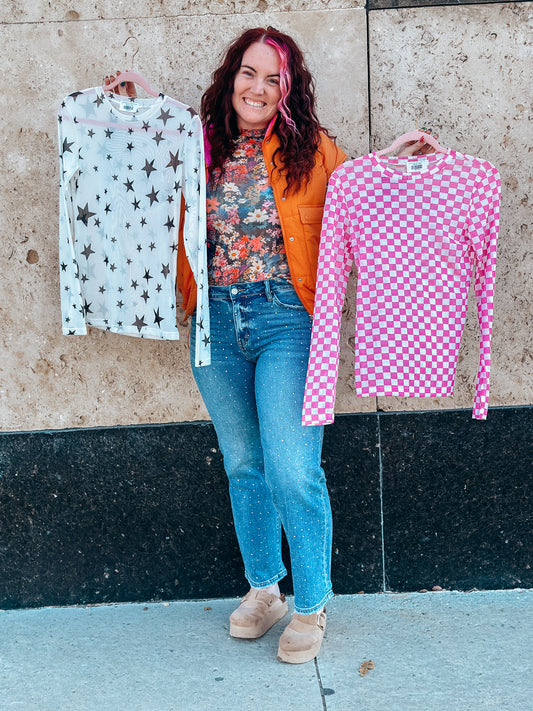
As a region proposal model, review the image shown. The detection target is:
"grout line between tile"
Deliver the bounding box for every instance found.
[377,412,387,592]
[314,657,329,711]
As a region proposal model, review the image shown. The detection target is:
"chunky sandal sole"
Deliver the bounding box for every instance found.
[230,601,289,639]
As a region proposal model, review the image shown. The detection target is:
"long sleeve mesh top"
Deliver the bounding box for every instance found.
[302,151,501,425]
[58,87,210,366]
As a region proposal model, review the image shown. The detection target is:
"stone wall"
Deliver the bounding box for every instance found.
[1,0,530,432]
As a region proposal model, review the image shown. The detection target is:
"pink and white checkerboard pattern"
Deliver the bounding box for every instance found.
[302,151,501,425]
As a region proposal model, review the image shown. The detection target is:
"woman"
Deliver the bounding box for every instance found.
[106,27,431,664]
[179,27,346,664]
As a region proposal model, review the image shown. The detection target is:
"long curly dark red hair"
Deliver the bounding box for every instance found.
[201,27,330,194]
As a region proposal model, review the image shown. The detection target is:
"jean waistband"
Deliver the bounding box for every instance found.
[208,279,294,301]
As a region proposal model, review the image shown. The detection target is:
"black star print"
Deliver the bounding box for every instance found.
[99,286,106,294]
[105,128,113,138]
[61,262,67,271]
[161,263,170,278]
[142,159,157,178]
[198,318,204,330]
[153,308,164,327]
[143,269,153,283]
[141,290,149,303]
[131,280,138,290]
[164,216,175,232]
[140,217,147,227]
[62,138,74,154]
[124,178,134,192]
[173,180,182,192]
[203,334,211,347]
[132,315,147,332]
[149,242,156,251]
[157,108,174,125]
[142,122,151,132]
[132,198,141,211]
[117,300,124,309]
[178,123,185,134]
[126,142,134,152]
[88,129,95,138]
[104,203,112,214]
[166,150,183,173]
[81,243,95,259]
[82,299,93,316]
[77,203,96,226]
[152,131,164,145]
[146,186,159,206]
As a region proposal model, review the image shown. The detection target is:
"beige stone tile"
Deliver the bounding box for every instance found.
[4,0,364,24]
[368,3,532,415]
[0,8,367,430]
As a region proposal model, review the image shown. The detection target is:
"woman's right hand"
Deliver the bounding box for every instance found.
[103,70,137,98]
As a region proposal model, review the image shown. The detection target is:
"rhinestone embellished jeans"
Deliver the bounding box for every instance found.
[191,279,333,614]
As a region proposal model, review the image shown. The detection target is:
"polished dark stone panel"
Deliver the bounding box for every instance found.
[380,407,532,592]
[369,0,507,9]
[0,416,383,609]
[323,415,383,595]
[0,423,244,609]
[1,407,530,609]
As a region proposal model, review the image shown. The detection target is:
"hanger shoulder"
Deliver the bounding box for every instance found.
[376,130,448,156]
[102,70,159,98]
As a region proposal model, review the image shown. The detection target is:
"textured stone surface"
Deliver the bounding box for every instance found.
[3,0,364,24]
[368,3,532,415]
[0,8,367,431]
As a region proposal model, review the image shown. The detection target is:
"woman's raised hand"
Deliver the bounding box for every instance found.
[103,70,137,98]
[397,128,438,157]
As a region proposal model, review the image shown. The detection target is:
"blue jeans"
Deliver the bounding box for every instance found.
[190,279,333,614]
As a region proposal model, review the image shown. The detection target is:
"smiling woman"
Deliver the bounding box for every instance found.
[232,42,282,131]
[177,26,347,666]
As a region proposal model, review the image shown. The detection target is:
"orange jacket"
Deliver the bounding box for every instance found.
[177,124,347,315]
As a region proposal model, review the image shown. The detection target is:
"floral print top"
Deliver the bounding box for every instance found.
[206,129,290,285]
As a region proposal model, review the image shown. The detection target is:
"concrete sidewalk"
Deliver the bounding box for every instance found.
[0,589,531,711]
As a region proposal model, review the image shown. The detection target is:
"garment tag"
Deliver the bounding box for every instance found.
[120,101,138,113]
[405,157,429,174]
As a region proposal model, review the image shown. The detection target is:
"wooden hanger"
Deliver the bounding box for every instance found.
[102,36,159,97]
[376,130,448,156]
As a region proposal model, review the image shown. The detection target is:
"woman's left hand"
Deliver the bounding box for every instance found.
[397,128,438,157]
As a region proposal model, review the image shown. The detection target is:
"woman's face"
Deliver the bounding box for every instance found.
[232,41,282,131]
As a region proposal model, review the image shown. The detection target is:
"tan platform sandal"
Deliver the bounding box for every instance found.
[277,608,327,664]
[229,589,289,639]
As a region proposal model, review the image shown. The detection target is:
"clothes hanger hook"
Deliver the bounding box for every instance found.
[123,35,139,70]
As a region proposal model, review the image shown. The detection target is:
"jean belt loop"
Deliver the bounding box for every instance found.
[265,279,273,302]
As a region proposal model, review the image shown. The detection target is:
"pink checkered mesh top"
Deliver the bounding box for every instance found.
[302,150,501,426]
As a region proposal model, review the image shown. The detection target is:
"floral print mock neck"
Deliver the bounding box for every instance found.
[206,129,290,285]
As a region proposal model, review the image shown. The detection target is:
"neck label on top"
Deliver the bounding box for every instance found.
[405,157,429,174]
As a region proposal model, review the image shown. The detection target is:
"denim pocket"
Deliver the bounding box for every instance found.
[271,283,307,311]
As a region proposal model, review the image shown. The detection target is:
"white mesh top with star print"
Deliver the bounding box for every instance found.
[58,86,210,366]
[302,151,501,424]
